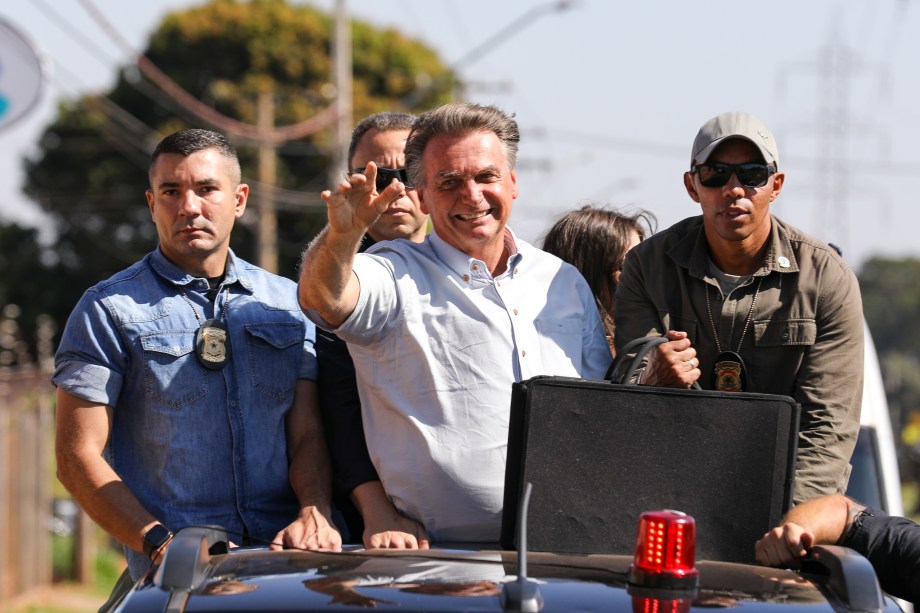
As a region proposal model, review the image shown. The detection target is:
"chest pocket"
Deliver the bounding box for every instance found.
[535,317,582,373]
[246,322,303,401]
[141,329,208,410]
[668,315,702,346]
[753,319,816,347]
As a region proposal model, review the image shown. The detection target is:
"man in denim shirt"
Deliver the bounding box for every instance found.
[53,129,340,584]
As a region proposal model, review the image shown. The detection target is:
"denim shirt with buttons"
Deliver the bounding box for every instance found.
[53,248,317,579]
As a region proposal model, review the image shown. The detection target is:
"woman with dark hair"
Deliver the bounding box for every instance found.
[543,205,656,355]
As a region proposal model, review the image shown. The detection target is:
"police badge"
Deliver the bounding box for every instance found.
[705,276,763,394]
[713,351,745,392]
[195,319,230,370]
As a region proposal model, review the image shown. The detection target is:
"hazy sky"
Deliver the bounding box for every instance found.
[2,0,918,272]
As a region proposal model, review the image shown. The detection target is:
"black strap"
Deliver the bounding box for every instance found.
[607,335,702,390]
[605,336,666,383]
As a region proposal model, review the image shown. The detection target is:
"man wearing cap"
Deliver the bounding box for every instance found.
[614,111,864,503]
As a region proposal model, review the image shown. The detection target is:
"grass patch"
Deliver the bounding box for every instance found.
[50,526,124,595]
[50,534,73,582]
[93,546,124,595]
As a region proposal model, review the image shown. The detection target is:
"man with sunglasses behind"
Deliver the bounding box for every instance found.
[614,111,864,504]
[315,112,429,548]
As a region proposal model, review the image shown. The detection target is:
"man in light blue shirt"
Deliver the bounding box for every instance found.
[54,129,340,583]
[299,103,611,545]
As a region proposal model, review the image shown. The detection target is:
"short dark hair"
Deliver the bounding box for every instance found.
[404,103,520,188]
[347,112,417,170]
[542,205,656,345]
[149,129,241,186]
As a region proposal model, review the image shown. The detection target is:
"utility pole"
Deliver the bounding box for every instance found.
[329,0,352,186]
[779,20,887,253]
[257,89,278,273]
[814,37,852,250]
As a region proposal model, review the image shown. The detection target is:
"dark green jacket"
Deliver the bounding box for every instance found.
[615,214,864,503]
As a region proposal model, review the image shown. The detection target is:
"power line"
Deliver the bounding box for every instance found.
[538,128,685,158]
[31,0,120,68]
[532,127,920,177]
[75,0,340,145]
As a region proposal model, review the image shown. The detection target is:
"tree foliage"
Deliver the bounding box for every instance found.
[14,0,454,354]
[0,224,69,366]
[858,256,920,489]
[860,257,920,355]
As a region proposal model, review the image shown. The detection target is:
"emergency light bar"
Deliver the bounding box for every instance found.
[629,510,699,590]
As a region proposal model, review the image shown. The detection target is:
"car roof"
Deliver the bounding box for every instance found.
[115,528,899,613]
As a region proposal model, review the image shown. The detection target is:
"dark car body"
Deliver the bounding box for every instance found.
[111,526,899,613]
[112,327,909,612]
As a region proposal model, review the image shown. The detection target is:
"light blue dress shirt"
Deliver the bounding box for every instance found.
[316,229,611,543]
[53,248,317,579]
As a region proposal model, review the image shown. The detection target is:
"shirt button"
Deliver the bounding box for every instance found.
[521,350,527,357]
[782,332,790,341]
[513,309,519,315]
[463,275,470,282]
[472,264,479,271]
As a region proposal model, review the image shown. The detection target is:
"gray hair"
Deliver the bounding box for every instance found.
[149,128,241,186]
[347,112,417,170]
[404,103,520,188]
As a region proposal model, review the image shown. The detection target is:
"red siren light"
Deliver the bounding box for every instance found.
[630,594,694,613]
[629,510,699,590]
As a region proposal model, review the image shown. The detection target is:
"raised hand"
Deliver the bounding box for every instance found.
[322,162,406,238]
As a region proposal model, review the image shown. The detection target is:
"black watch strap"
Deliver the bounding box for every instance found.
[142,523,173,559]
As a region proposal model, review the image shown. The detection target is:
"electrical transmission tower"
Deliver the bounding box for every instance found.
[814,34,853,249]
[779,18,888,255]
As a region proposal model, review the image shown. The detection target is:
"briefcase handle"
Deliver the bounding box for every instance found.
[606,336,702,390]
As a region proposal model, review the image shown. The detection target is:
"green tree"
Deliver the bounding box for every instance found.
[0,223,69,365]
[19,0,454,348]
[860,257,920,354]
[859,256,920,488]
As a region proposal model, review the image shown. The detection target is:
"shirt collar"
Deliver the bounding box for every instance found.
[760,216,799,274]
[669,214,798,278]
[150,247,253,293]
[428,227,523,285]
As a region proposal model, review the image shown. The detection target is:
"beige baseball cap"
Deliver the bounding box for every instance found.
[690,112,779,169]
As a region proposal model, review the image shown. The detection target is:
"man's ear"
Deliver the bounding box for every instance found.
[234,184,249,217]
[146,189,156,219]
[417,187,429,215]
[683,172,700,203]
[769,172,785,203]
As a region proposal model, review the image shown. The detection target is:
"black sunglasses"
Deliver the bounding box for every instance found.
[692,162,776,188]
[349,167,411,191]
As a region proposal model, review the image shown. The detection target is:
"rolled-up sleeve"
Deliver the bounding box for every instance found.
[333,253,400,346]
[52,291,126,406]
